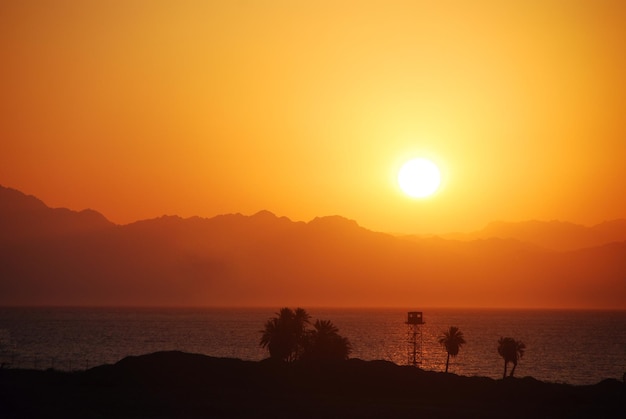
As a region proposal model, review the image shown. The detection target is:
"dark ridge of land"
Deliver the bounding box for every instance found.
[0,351,623,418]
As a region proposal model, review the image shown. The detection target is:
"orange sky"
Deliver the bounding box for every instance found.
[1,0,625,235]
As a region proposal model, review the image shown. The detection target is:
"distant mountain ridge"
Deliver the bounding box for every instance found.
[0,186,114,241]
[441,219,626,251]
[1,185,625,308]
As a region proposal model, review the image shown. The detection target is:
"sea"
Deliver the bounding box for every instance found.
[1,307,625,386]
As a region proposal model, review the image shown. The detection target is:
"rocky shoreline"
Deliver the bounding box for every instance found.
[1,351,624,418]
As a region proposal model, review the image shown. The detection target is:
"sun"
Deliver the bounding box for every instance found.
[398,158,441,198]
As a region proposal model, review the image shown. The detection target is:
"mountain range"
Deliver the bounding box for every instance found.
[1,185,625,308]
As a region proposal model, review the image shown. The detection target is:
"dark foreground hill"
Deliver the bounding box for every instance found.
[0,351,623,418]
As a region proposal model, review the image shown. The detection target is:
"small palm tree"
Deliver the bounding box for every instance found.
[438,326,466,373]
[497,337,526,378]
[302,319,351,361]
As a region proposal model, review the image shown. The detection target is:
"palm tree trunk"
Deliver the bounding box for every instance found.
[510,361,517,377]
[503,361,508,379]
[445,353,450,373]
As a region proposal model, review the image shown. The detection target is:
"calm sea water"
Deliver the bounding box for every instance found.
[1,307,625,385]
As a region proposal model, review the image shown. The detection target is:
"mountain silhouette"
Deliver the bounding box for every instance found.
[1,185,625,308]
[441,219,626,251]
[0,186,114,241]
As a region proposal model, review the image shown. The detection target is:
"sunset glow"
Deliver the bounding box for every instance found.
[2,8,626,418]
[1,2,626,310]
[1,1,625,235]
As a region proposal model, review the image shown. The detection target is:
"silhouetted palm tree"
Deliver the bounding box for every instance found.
[497,337,526,378]
[302,319,352,361]
[260,307,311,362]
[438,326,466,373]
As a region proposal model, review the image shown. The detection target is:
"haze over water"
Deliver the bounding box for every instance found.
[1,307,624,386]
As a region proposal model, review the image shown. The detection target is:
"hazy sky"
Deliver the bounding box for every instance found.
[2,0,625,234]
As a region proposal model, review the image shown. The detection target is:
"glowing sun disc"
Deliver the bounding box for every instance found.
[398,158,441,198]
